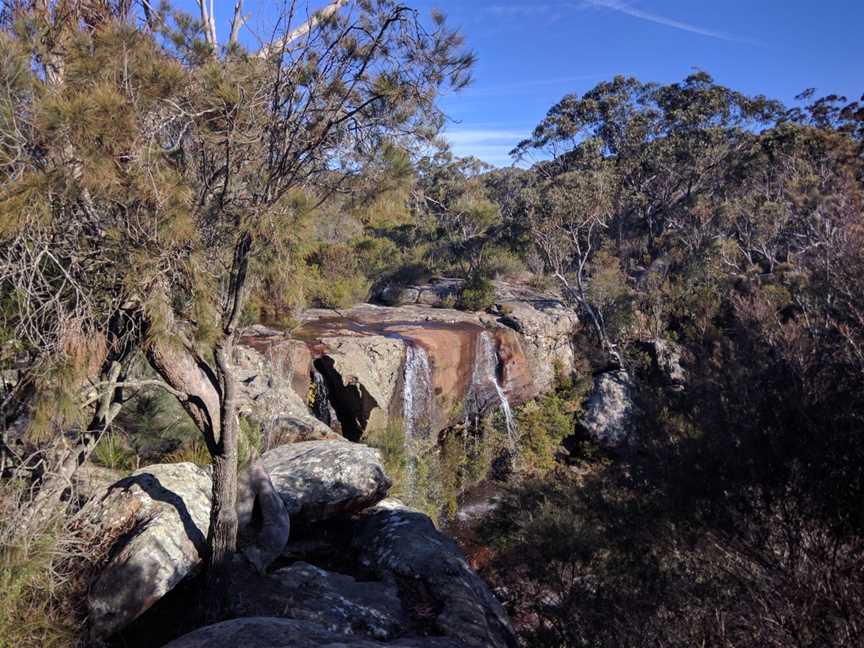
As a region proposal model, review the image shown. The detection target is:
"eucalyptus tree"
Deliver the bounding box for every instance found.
[414,150,501,277]
[512,73,783,364]
[0,0,473,584]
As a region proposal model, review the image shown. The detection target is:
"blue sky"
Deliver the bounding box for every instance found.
[175,1,864,166]
[418,0,864,165]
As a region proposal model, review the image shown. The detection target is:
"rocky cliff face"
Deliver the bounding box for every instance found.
[236,281,579,446]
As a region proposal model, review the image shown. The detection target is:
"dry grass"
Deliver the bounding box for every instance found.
[0,484,86,648]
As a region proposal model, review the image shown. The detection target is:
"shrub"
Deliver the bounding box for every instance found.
[484,247,528,279]
[0,485,81,648]
[92,431,138,473]
[362,420,407,498]
[459,273,496,311]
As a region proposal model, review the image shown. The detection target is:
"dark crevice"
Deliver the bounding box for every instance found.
[313,357,379,442]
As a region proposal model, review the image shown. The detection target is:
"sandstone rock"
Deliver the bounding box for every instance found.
[580,370,639,446]
[161,617,463,648]
[353,500,517,648]
[313,334,405,440]
[295,286,578,439]
[71,462,124,503]
[372,277,464,308]
[494,292,578,396]
[259,440,391,524]
[228,562,405,641]
[78,463,211,638]
[233,327,334,445]
[642,338,686,389]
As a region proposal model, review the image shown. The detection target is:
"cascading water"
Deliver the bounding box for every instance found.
[402,342,433,443]
[402,342,433,499]
[468,332,518,448]
[310,369,331,427]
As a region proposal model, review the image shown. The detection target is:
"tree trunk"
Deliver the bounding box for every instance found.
[146,233,253,617]
[205,341,240,602]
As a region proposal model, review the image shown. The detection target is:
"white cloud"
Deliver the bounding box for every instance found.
[586,0,755,43]
[442,128,530,166]
[483,1,759,45]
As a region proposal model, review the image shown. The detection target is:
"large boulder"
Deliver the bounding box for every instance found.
[228,562,405,641]
[580,370,639,446]
[353,500,518,648]
[76,463,211,638]
[161,617,462,648]
[258,440,391,524]
[372,276,464,308]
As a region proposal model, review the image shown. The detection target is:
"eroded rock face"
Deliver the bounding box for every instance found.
[353,500,518,648]
[311,335,404,440]
[580,370,639,446]
[77,463,212,638]
[294,282,578,440]
[259,440,391,524]
[493,282,579,396]
[233,326,336,444]
[373,277,464,308]
[161,617,463,648]
[228,562,405,641]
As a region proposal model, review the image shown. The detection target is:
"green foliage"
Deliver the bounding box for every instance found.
[363,419,408,499]
[238,417,263,468]
[365,416,508,524]
[92,431,138,473]
[514,367,590,474]
[0,485,79,648]
[164,436,211,466]
[459,273,496,312]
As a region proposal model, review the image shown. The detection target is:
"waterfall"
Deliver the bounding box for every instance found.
[310,369,331,427]
[402,342,433,443]
[469,332,518,447]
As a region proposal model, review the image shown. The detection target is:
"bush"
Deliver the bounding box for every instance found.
[0,485,82,648]
[362,420,407,498]
[479,467,864,648]
[459,273,496,311]
[484,247,528,279]
[92,431,138,473]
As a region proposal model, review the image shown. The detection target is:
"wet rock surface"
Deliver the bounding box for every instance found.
[233,327,336,444]
[258,439,392,524]
[292,279,578,440]
[77,463,212,638]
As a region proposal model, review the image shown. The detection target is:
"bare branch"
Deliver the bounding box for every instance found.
[257,0,350,59]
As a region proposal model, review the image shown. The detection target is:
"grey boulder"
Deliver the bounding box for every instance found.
[228,562,405,641]
[77,463,211,638]
[258,440,391,524]
[580,370,639,446]
[161,617,463,648]
[353,500,517,648]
